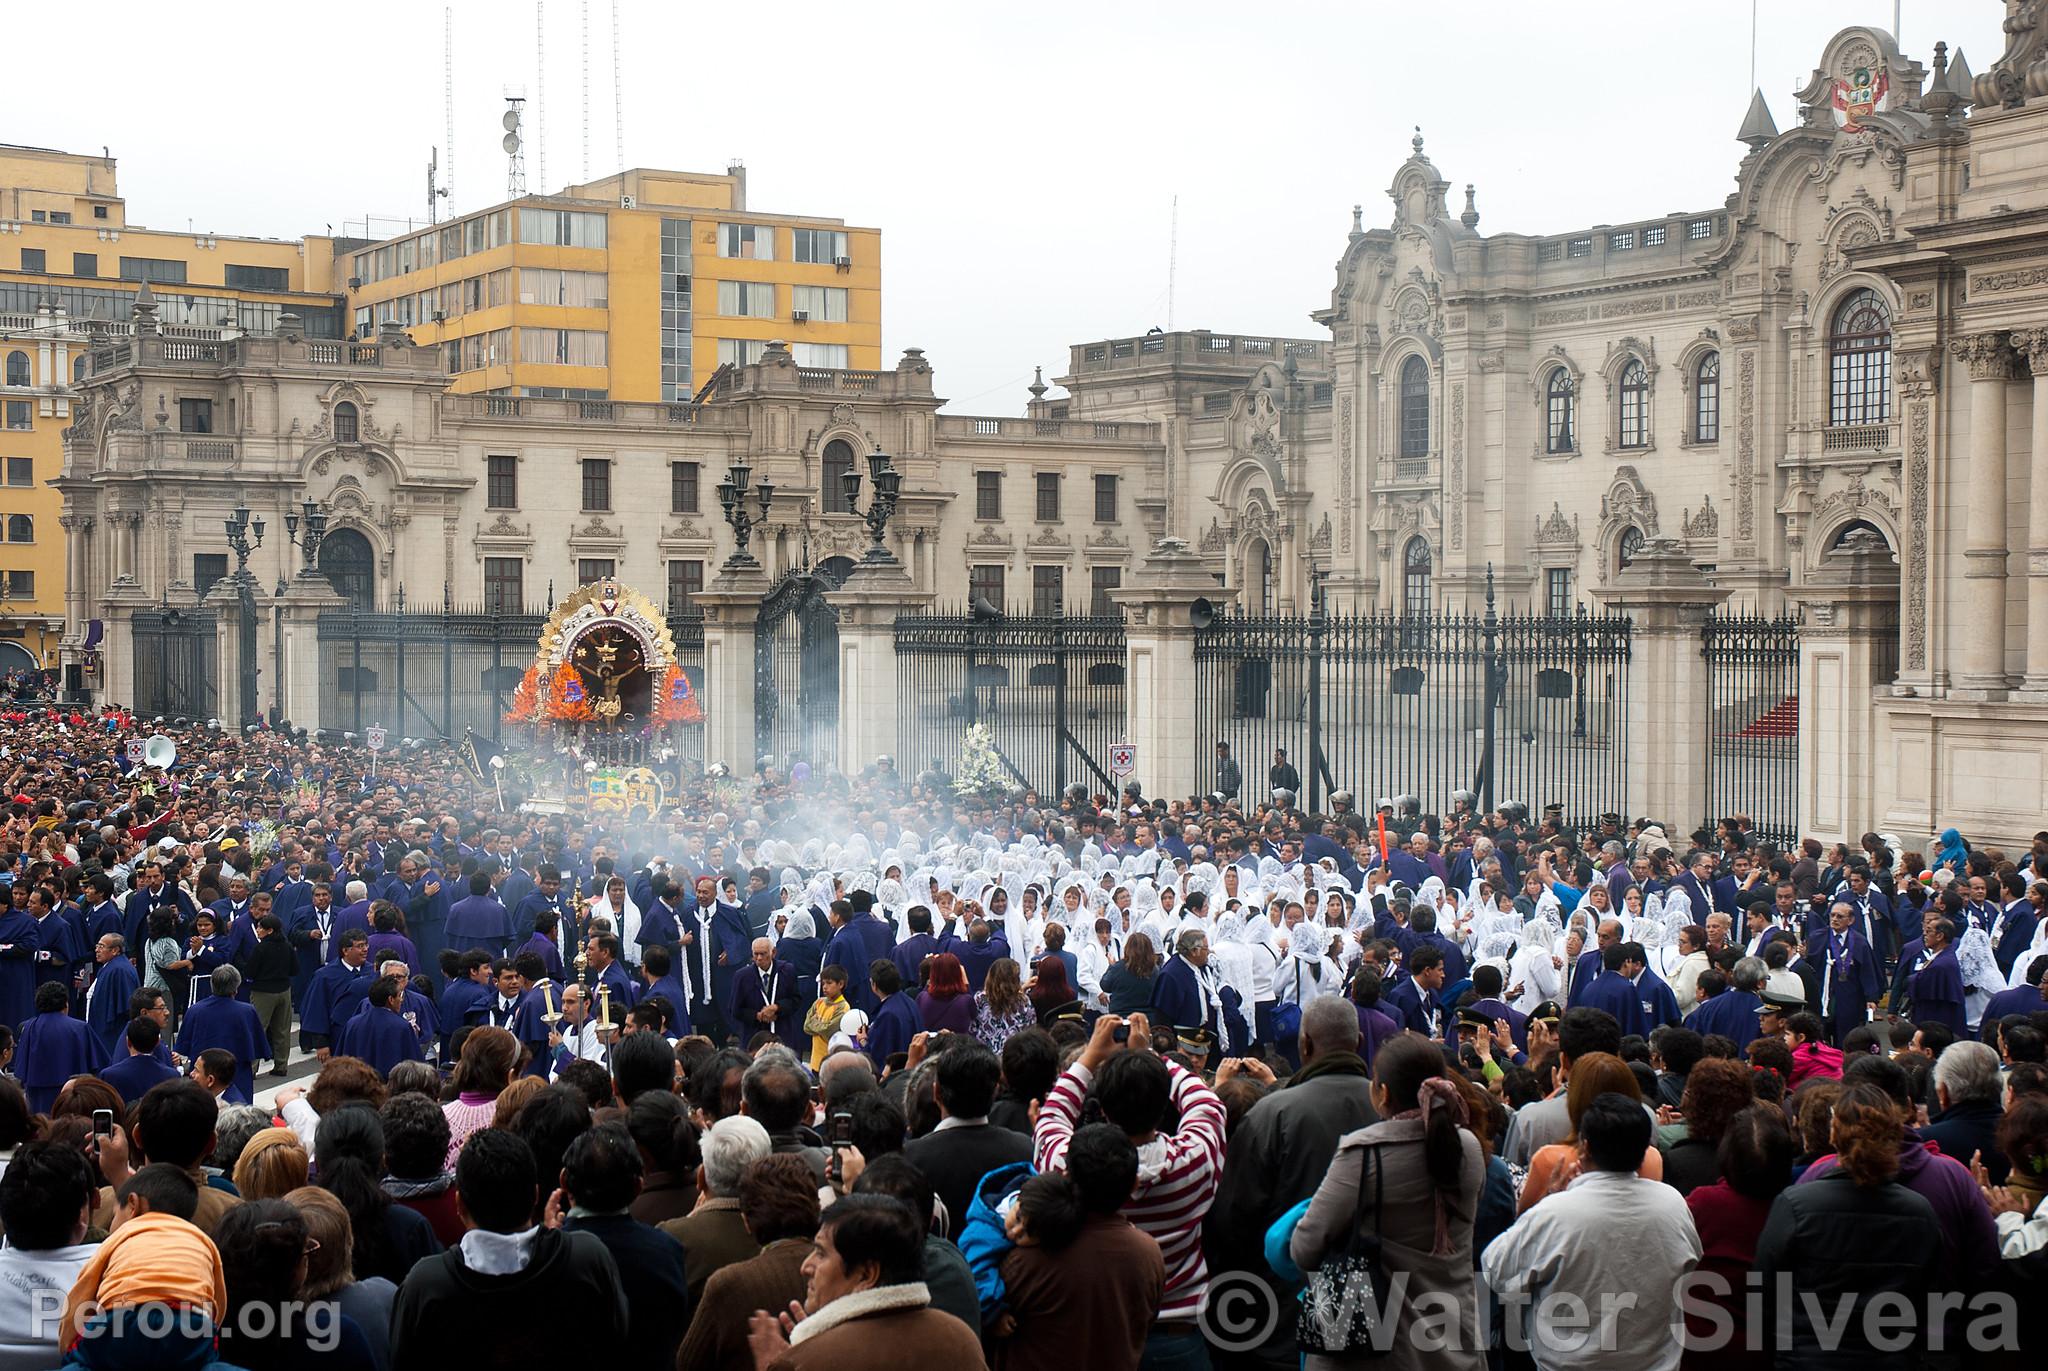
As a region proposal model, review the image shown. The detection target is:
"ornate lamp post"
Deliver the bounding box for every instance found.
[715,462,776,572]
[283,500,331,580]
[840,447,903,564]
[223,503,265,727]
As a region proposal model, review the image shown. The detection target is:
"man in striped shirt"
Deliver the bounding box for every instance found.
[1034,1011,1226,1369]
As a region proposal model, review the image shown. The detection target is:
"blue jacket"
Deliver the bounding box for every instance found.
[957,1160,1036,1323]
[866,990,921,1069]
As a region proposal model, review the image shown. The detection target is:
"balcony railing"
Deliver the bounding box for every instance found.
[1821,422,1893,453]
[932,415,1158,443]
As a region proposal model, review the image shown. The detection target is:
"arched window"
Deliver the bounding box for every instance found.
[71,355,86,383]
[821,439,855,514]
[1545,369,1575,453]
[1403,537,1432,617]
[1829,288,1892,426]
[1618,358,1649,448]
[1618,525,1645,572]
[332,401,358,444]
[1398,355,1429,458]
[4,515,30,543]
[3,352,27,388]
[317,526,375,609]
[1694,353,1721,442]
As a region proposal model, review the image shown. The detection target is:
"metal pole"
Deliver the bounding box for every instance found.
[239,575,258,728]
[490,600,504,743]
[1307,577,1324,813]
[352,598,363,732]
[271,600,285,728]
[1480,563,1498,817]
[1053,621,1069,793]
[442,582,454,739]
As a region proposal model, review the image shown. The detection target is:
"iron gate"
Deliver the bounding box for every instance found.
[1702,612,1801,845]
[130,609,218,720]
[756,562,847,769]
[893,609,1126,794]
[1192,573,1633,826]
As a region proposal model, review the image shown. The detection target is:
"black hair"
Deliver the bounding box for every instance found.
[686,1048,750,1123]
[1093,1049,1171,1137]
[215,1199,308,1314]
[611,1030,676,1105]
[641,944,671,977]
[32,982,68,1015]
[1014,1171,1086,1251]
[508,1085,591,1223]
[1717,1104,1794,1202]
[998,1028,1059,1104]
[116,1161,199,1220]
[456,1127,538,1233]
[381,1091,452,1180]
[933,1040,1002,1119]
[869,958,902,996]
[196,1048,236,1087]
[849,1152,938,1233]
[126,1017,162,1054]
[1580,1091,1652,1173]
[1650,1026,1704,1076]
[135,1080,218,1169]
[556,1060,614,1112]
[1557,1006,1623,1064]
[1064,1122,1140,1216]
[818,1194,924,1286]
[561,1122,642,1214]
[626,1090,698,1177]
[845,1090,906,1159]
[0,1141,96,1248]
[315,1105,402,1282]
[1841,1051,1912,1108]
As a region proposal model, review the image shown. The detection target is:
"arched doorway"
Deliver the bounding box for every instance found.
[1244,538,1273,615]
[318,528,375,609]
[755,556,853,769]
[0,640,38,675]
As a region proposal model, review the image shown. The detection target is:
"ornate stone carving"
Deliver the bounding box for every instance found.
[1537,306,1589,326]
[1311,513,1332,552]
[1599,467,1659,535]
[1200,518,1227,554]
[1950,332,2015,381]
[1448,381,1465,550]
[574,516,616,539]
[1682,495,1720,540]
[1896,345,1942,399]
[1737,351,1756,542]
[484,512,526,537]
[1534,502,1581,548]
[1906,399,1930,671]
[1338,394,1354,556]
[2013,328,2048,376]
[1973,266,2048,295]
[1475,354,1506,372]
[1726,315,1760,342]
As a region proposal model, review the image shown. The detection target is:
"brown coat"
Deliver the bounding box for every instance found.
[768,1299,986,1371]
[660,1197,760,1304]
[678,1238,809,1370]
[995,1215,1163,1371]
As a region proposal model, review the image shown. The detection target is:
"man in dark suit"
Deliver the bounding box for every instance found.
[1672,852,1716,929]
[891,906,941,989]
[901,1039,1032,1237]
[727,937,802,1052]
[558,1124,690,1367]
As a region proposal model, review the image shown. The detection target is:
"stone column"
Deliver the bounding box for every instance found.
[274,575,349,729]
[110,512,132,584]
[1601,540,1730,829]
[2016,330,2048,697]
[1785,533,1898,843]
[825,555,935,777]
[1953,332,2016,696]
[693,564,772,774]
[203,575,249,726]
[1111,538,1224,802]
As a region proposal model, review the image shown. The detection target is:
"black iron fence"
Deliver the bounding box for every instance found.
[131,608,219,721]
[314,592,705,769]
[1193,587,1633,826]
[1702,611,1801,846]
[893,609,1127,794]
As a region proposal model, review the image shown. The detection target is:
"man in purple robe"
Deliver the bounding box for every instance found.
[1890,911,1967,1038]
[1806,900,1885,1046]
[16,982,104,1112]
[174,965,270,1103]
[337,974,427,1077]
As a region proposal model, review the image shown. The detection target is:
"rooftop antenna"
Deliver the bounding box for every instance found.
[580,0,591,183]
[535,1,548,194]
[1166,194,1179,333]
[502,92,527,197]
[611,0,624,175]
[427,146,449,224]
[1749,0,1757,93]
[442,6,455,210]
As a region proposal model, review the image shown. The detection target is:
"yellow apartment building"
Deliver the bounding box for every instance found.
[0,143,347,687]
[346,165,880,402]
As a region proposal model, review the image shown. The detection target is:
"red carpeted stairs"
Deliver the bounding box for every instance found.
[1729,695,1798,738]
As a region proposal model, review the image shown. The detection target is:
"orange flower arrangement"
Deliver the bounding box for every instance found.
[502,666,541,723]
[547,660,594,722]
[652,665,705,725]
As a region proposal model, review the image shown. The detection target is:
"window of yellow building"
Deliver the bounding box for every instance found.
[716,281,775,319]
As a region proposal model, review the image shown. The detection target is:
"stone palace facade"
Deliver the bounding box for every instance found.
[53,16,2048,846]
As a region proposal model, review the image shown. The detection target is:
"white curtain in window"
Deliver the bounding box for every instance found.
[792,286,848,322]
[792,343,848,368]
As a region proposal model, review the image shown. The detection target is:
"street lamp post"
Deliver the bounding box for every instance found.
[714,463,776,572]
[223,504,265,728]
[269,500,332,728]
[840,447,903,565]
[283,500,331,579]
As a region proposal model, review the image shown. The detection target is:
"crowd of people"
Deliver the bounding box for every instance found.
[0,704,2043,1370]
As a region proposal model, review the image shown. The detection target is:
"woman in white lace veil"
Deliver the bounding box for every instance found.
[1957,924,2009,1032]
[1509,919,1562,1014]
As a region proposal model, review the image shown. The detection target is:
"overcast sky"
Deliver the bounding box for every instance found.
[10,2,2001,414]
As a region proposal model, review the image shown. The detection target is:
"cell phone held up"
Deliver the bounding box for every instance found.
[92,1109,114,1137]
[826,1110,854,1148]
